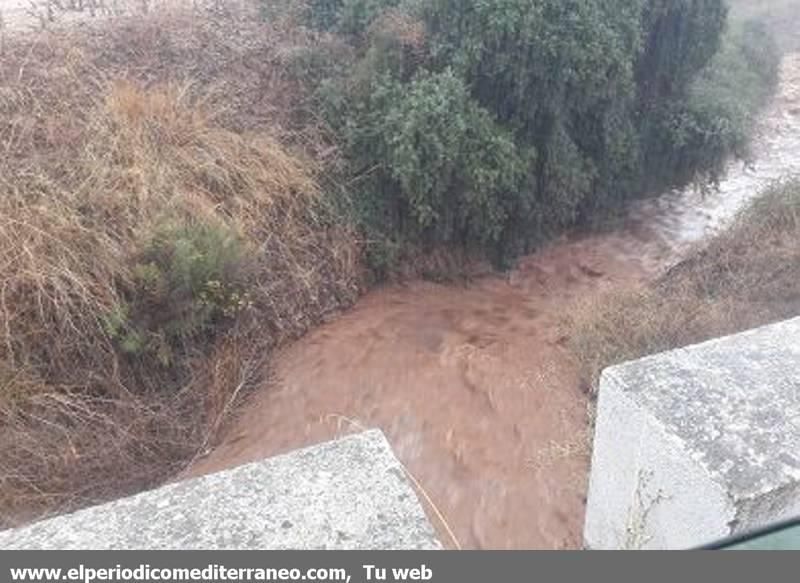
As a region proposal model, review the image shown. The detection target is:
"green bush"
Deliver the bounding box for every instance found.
[303,0,778,273]
[106,221,250,365]
[424,0,645,220]
[330,70,532,270]
[425,0,642,124]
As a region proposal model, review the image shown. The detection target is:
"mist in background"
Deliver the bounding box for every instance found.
[728,0,800,52]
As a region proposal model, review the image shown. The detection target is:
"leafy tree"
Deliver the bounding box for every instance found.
[296,0,776,272]
[636,0,731,192]
[637,0,728,107]
[423,0,644,222]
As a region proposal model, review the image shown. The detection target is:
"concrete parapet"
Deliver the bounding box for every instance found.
[584,318,800,549]
[0,430,440,550]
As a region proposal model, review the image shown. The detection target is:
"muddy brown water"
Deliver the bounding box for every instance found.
[189,55,800,549]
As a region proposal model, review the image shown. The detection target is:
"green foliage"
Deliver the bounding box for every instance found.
[637,0,728,104]
[636,0,742,193]
[303,0,779,273]
[106,221,250,366]
[379,71,529,241]
[331,70,532,269]
[425,0,642,124]
[305,0,400,34]
[640,17,780,191]
[423,0,644,223]
[692,18,780,140]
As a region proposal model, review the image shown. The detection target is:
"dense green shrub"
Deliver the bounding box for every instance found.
[106,221,250,365]
[349,70,531,244]
[292,0,778,272]
[425,0,642,126]
[639,0,732,192]
[423,0,644,221]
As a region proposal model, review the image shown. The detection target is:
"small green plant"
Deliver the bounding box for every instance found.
[107,220,251,365]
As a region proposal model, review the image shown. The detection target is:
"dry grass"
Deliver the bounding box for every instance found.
[0,3,361,527]
[568,179,800,390]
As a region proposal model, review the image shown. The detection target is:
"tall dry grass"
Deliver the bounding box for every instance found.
[568,179,800,389]
[0,4,361,527]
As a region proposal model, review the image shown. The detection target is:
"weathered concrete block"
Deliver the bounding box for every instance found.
[584,318,800,549]
[0,430,441,550]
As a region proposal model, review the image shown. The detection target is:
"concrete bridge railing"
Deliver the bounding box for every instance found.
[0,430,440,550]
[585,317,800,549]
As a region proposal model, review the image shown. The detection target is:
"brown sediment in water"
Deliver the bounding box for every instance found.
[188,54,800,549]
[190,234,657,549]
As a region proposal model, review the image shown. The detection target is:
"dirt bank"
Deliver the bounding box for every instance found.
[189,54,800,549]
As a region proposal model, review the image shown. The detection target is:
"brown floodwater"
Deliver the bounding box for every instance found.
[189,54,800,549]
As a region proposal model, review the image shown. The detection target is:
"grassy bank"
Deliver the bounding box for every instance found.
[0,6,361,527]
[569,179,800,387]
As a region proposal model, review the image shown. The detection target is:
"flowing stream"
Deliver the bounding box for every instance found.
[189,55,800,549]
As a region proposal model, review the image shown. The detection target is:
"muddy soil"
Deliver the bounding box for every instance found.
[189,54,800,549]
